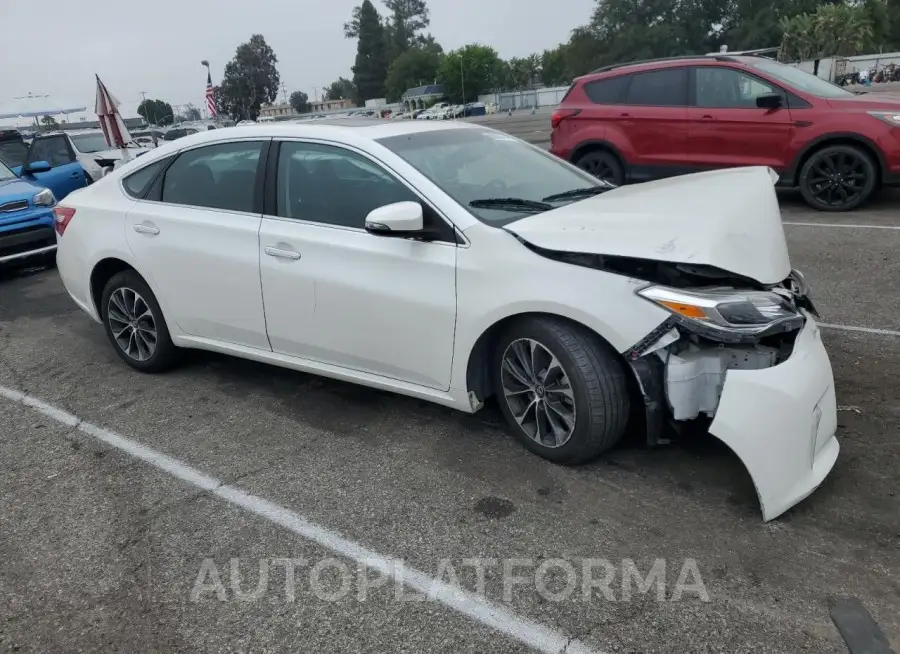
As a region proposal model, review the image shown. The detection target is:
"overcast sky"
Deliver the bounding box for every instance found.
[0,0,594,123]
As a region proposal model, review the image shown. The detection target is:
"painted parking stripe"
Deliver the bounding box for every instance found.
[784,221,900,230]
[0,385,601,654]
[820,323,900,337]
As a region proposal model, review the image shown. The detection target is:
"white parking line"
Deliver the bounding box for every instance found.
[820,323,900,337]
[784,221,900,230]
[0,384,600,654]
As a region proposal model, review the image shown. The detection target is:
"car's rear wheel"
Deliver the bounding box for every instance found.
[574,150,624,186]
[100,270,179,373]
[492,317,631,465]
[798,144,877,211]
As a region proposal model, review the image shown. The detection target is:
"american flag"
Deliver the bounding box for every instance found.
[205,70,217,118]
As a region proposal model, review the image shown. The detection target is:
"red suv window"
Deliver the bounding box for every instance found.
[621,68,688,106]
[584,76,630,104]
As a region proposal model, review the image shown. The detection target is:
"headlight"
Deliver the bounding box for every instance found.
[637,285,805,342]
[31,188,56,207]
[867,111,900,127]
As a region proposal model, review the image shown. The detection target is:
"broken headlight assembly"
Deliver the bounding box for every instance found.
[637,285,806,343]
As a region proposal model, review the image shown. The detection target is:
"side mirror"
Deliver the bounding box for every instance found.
[23,160,51,174]
[756,93,783,110]
[365,201,424,236]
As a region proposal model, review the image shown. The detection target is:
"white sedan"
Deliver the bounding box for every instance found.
[53,119,838,521]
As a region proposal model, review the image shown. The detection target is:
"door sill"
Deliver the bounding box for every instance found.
[174,335,467,412]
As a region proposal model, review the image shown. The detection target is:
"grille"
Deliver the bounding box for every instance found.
[0,200,28,213]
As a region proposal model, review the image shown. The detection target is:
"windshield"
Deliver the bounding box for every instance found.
[70,133,113,153]
[750,60,854,98]
[0,160,16,181]
[0,139,28,169]
[376,128,604,225]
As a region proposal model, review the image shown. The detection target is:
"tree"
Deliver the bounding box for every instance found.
[385,45,443,101]
[780,2,873,75]
[183,104,202,121]
[352,0,389,103]
[40,115,58,130]
[289,90,310,113]
[217,34,281,121]
[540,47,569,86]
[383,0,430,60]
[438,44,505,103]
[324,77,357,101]
[507,54,541,89]
[137,98,174,126]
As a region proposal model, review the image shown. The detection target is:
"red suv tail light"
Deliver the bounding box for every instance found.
[551,108,581,129]
[53,206,76,236]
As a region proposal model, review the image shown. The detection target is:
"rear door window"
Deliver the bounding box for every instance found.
[0,132,28,168]
[622,68,688,106]
[584,75,630,104]
[123,156,173,199]
[161,141,264,212]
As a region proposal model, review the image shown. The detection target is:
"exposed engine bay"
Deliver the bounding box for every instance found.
[527,242,819,440]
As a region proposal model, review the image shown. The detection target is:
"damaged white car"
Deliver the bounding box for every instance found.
[55,120,837,521]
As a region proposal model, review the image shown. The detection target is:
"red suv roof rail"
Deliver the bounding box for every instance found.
[589,54,738,75]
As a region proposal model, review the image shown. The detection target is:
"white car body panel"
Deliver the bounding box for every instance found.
[258,217,458,390]
[709,315,839,520]
[124,201,270,350]
[54,121,838,522]
[506,166,791,285]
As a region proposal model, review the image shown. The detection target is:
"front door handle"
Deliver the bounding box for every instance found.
[133,223,159,235]
[265,246,301,260]
[70,172,81,178]
[700,114,715,119]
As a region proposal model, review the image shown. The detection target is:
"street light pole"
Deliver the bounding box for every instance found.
[460,55,466,104]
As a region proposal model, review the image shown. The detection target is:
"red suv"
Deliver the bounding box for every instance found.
[550,54,900,211]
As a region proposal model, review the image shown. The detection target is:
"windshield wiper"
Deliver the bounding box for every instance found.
[541,185,613,203]
[469,197,553,212]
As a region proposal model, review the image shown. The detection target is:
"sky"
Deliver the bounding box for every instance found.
[0,0,595,123]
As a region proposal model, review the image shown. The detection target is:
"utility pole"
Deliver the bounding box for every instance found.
[460,56,465,104]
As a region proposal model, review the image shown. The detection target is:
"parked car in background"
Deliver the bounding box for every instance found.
[55,119,836,522]
[0,128,87,201]
[49,129,149,182]
[551,53,900,211]
[0,158,67,267]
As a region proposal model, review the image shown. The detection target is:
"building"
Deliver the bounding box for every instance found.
[259,102,297,119]
[309,98,354,113]
[401,85,445,112]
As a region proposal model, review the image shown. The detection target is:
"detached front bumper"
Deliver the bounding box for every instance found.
[708,314,838,521]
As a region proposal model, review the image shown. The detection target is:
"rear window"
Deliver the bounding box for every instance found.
[583,75,630,104]
[0,139,28,168]
[623,68,688,106]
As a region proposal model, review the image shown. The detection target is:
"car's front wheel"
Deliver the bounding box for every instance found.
[492,317,631,465]
[100,270,179,373]
[798,144,877,211]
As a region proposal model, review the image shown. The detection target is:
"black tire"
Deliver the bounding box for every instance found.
[100,270,179,373]
[492,316,631,465]
[798,144,877,212]
[574,149,625,186]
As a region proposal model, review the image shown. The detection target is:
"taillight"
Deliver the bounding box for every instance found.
[53,206,76,236]
[551,108,581,129]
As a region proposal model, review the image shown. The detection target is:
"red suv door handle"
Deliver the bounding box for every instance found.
[701,114,715,119]
[620,112,630,117]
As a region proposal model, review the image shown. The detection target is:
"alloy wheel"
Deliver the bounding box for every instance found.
[806,151,868,208]
[579,157,616,184]
[500,338,577,448]
[107,287,158,362]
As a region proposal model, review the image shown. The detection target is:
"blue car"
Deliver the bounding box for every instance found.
[0,129,87,266]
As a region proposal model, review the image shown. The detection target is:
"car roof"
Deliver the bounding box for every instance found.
[577,54,771,81]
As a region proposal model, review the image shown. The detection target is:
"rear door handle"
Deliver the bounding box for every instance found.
[265,246,301,260]
[70,172,81,178]
[701,114,715,119]
[133,223,159,235]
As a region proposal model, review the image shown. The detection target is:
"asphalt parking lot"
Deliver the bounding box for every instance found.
[1,116,898,654]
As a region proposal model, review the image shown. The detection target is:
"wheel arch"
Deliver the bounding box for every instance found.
[89,257,143,317]
[787,133,885,186]
[570,140,628,170]
[464,311,641,411]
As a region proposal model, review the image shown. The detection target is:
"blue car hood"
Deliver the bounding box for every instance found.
[0,177,43,203]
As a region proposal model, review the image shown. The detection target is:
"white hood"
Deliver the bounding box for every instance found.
[505,166,791,285]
